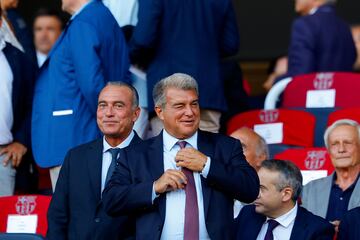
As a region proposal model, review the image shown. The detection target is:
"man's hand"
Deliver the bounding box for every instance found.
[330,220,340,233]
[175,148,207,172]
[154,169,187,194]
[0,142,27,167]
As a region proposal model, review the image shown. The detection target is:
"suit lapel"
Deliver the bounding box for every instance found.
[349,175,360,210]
[290,207,306,240]
[3,44,21,109]
[87,138,103,201]
[147,133,166,221]
[317,174,333,217]
[197,130,215,218]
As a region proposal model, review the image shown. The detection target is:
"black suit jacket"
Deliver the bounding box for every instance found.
[235,205,334,240]
[47,132,142,240]
[103,130,259,240]
[338,206,360,240]
[3,42,35,147]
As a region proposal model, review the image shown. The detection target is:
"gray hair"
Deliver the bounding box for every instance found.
[105,81,139,109]
[256,136,270,159]
[324,119,360,148]
[152,73,199,108]
[261,159,303,202]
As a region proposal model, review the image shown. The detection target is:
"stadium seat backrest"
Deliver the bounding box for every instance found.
[0,195,51,237]
[227,109,316,147]
[283,72,360,108]
[274,147,334,184]
[327,107,360,126]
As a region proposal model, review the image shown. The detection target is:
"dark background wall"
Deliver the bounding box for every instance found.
[17,0,360,61]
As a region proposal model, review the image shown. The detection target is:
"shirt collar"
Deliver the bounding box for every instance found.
[332,172,360,190]
[163,129,198,151]
[267,203,298,228]
[309,7,318,15]
[102,130,135,153]
[70,0,93,20]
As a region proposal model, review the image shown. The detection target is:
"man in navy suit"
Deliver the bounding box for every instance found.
[338,206,360,240]
[32,0,130,191]
[103,73,259,240]
[0,9,36,196]
[130,0,239,134]
[287,0,356,76]
[47,82,141,239]
[235,159,334,240]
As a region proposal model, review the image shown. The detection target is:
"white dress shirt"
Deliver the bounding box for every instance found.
[36,51,47,67]
[157,130,211,240]
[101,131,135,192]
[0,45,14,145]
[256,203,298,240]
[0,16,24,52]
[102,0,138,27]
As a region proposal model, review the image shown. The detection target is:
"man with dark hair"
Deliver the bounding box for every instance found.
[33,8,63,67]
[47,82,141,239]
[103,73,259,239]
[236,159,334,240]
[0,8,35,196]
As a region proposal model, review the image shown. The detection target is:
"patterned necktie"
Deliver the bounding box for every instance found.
[177,141,199,240]
[105,148,121,185]
[264,219,280,240]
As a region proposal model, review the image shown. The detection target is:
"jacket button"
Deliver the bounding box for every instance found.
[94,218,100,223]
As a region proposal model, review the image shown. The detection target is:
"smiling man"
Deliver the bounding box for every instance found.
[103,73,259,240]
[302,119,360,232]
[47,82,141,240]
[236,160,334,240]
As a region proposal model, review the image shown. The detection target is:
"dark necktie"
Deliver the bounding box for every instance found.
[264,219,280,240]
[105,148,121,185]
[177,141,199,240]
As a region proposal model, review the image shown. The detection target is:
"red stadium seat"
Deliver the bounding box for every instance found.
[327,107,360,126]
[274,147,334,184]
[282,72,360,108]
[0,195,51,237]
[227,109,316,147]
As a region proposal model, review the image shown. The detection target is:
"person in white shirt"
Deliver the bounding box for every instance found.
[235,159,335,240]
[33,9,63,67]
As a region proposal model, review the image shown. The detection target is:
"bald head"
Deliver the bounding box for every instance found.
[231,127,269,171]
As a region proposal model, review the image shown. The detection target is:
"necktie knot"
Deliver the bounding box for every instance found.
[177,141,187,149]
[108,148,120,161]
[264,219,279,240]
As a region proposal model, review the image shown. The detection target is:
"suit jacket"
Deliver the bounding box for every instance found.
[130,0,239,112]
[32,0,130,168]
[287,4,356,77]
[301,172,360,219]
[103,130,259,240]
[47,132,142,240]
[338,206,360,240]
[3,42,35,147]
[235,205,334,240]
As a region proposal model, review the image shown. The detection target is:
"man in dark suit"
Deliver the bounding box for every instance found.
[236,159,334,240]
[103,73,259,240]
[130,0,239,134]
[47,82,141,240]
[0,9,35,196]
[338,206,360,240]
[287,0,356,77]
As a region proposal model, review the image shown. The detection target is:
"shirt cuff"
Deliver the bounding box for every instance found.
[201,157,211,178]
[152,182,159,203]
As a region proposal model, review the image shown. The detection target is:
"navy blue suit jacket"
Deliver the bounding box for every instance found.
[103,130,259,240]
[3,43,35,148]
[32,0,130,168]
[130,0,239,112]
[235,205,334,240]
[47,133,141,240]
[287,4,356,77]
[338,207,360,240]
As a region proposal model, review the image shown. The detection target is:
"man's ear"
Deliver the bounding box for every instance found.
[132,107,141,123]
[155,105,164,121]
[281,187,294,202]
